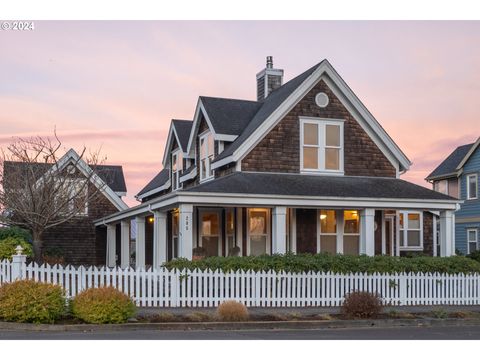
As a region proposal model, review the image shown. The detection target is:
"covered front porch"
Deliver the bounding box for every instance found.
[96,194,458,269]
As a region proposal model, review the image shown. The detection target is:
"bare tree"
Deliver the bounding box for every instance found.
[0,131,107,262]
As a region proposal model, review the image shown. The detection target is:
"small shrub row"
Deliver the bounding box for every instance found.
[164,253,480,274]
[0,280,135,324]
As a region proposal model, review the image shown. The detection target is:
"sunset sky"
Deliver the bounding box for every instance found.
[1,21,479,205]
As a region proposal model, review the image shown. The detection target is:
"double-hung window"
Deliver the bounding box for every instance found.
[467,174,478,200]
[468,229,478,254]
[399,211,423,249]
[300,118,344,173]
[171,149,182,191]
[199,131,214,181]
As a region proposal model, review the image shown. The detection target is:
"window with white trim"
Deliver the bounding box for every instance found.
[300,118,344,173]
[467,174,478,200]
[199,131,214,181]
[399,211,423,249]
[171,149,182,191]
[55,178,88,216]
[468,229,478,254]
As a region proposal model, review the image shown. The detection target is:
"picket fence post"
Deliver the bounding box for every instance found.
[11,245,27,281]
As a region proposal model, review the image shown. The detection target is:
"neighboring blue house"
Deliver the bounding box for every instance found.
[426,137,480,254]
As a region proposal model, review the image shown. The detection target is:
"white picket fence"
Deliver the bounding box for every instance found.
[1,259,480,307]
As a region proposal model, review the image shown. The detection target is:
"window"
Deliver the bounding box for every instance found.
[199,131,214,181]
[468,229,478,254]
[199,209,221,257]
[55,178,88,216]
[434,180,448,195]
[247,208,270,256]
[300,118,344,173]
[319,210,337,254]
[344,210,360,255]
[399,211,423,249]
[171,210,179,259]
[225,208,236,256]
[467,174,478,200]
[171,149,183,191]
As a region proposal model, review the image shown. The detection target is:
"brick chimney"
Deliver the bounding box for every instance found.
[256,56,284,101]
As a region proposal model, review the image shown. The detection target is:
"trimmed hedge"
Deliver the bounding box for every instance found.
[0,237,33,260]
[164,253,480,274]
[0,280,66,323]
[0,226,31,242]
[71,287,136,324]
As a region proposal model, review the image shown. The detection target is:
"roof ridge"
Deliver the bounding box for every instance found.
[200,95,260,104]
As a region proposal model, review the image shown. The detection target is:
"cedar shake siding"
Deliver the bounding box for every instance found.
[241,79,396,177]
[41,183,120,266]
[422,212,434,256]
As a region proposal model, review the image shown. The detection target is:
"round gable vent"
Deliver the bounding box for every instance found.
[315,92,329,108]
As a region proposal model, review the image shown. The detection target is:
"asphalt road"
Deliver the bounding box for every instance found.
[1,325,480,340]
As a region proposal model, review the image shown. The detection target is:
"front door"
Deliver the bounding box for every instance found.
[296,209,317,254]
[199,209,222,257]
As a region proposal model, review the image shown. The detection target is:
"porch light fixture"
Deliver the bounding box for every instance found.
[320,214,327,220]
[148,217,154,223]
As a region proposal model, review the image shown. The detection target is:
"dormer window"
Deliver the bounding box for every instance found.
[300,117,344,174]
[172,149,182,190]
[199,131,214,181]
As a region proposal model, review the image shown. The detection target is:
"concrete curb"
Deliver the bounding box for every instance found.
[2,318,480,332]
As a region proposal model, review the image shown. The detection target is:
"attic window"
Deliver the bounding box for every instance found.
[171,149,183,191]
[315,92,329,108]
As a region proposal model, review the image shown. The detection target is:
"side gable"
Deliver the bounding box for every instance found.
[34,149,128,211]
[241,79,397,177]
[212,60,411,174]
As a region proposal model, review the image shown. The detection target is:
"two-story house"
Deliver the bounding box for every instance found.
[96,57,459,269]
[3,149,128,265]
[426,138,480,254]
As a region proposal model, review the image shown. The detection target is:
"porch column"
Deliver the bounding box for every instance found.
[135,216,146,268]
[153,211,167,268]
[106,224,116,267]
[360,208,375,256]
[179,204,193,260]
[336,210,344,254]
[439,210,455,257]
[120,220,130,269]
[272,206,287,254]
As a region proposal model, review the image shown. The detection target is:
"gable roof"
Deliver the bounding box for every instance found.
[214,62,320,164]
[212,59,411,173]
[3,149,128,211]
[172,119,193,151]
[200,96,262,136]
[161,119,193,166]
[136,168,170,199]
[426,139,479,180]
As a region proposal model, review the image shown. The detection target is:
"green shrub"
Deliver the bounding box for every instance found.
[341,291,383,319]
[164,253,480,274]
[0,280,66,323]
[467,250,480,263]
[0,226,31,242]
[0,237,33,260]
[71,287,136,324]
